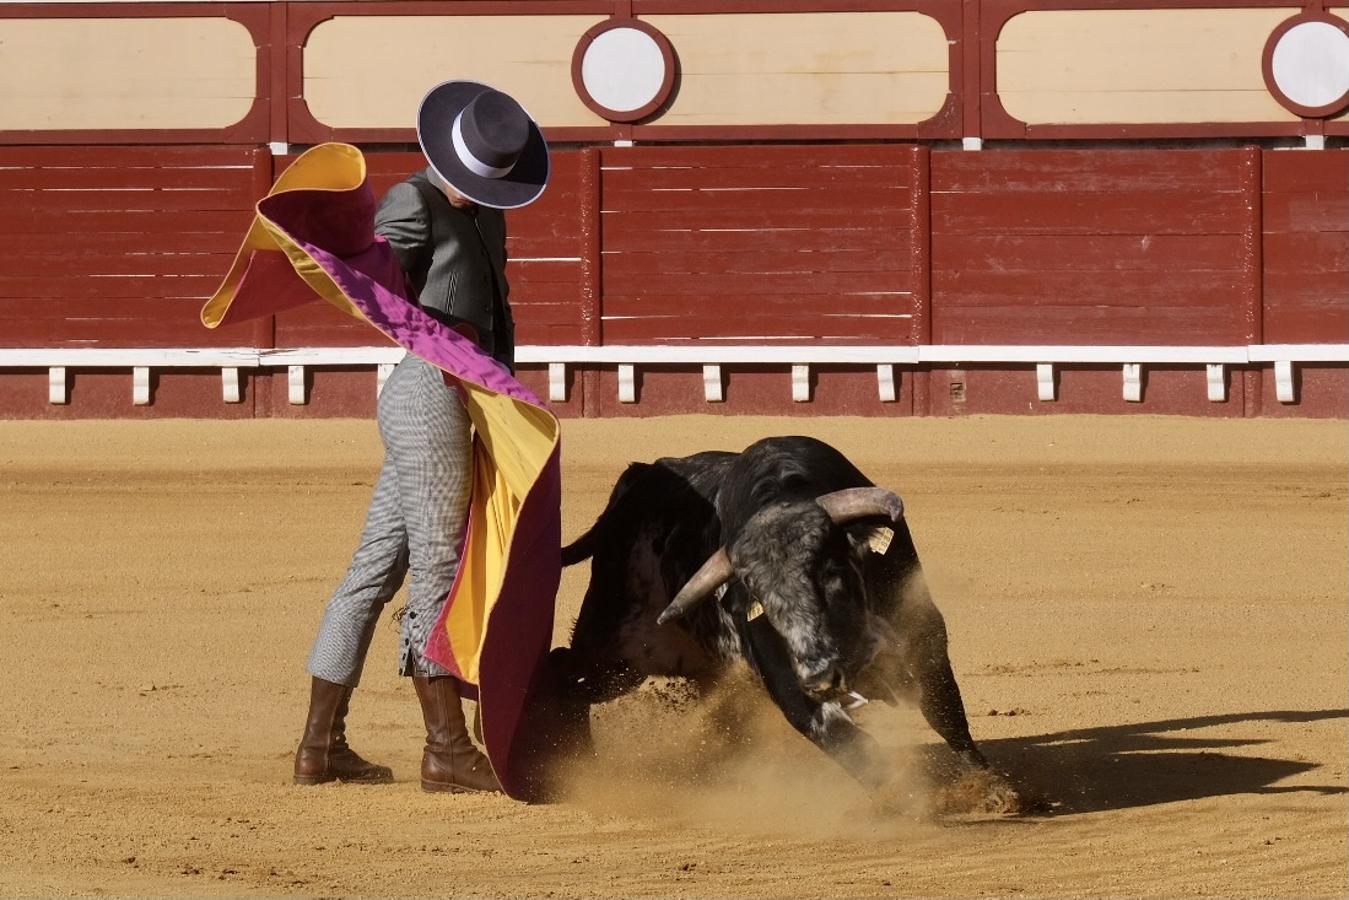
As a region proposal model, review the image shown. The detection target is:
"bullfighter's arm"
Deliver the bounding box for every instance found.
[373,181,431,278]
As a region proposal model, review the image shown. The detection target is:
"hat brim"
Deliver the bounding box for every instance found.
[417,81,549,210]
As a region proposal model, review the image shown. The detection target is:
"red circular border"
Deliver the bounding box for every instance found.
[571,18,677,124]
[1262,12,1349,119]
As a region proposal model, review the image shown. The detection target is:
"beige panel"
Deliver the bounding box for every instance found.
[0,18,256,130]
[644,12,950,126]
[998,8,1302,124]
[304,16,608,129]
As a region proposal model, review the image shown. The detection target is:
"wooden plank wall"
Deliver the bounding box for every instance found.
[1263,152,1349,344]
[0,146,263,350]
[598,145,922,345]
[1258,150,1349,418]
[1,144,1345,417]
[930,149,1257,346]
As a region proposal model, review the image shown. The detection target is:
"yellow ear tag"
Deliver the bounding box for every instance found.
[866,527,895,555]
[746,600,765,621]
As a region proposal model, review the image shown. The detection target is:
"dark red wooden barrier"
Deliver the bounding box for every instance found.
[597,144,923,345]
[930,148,1260,346]
[1,144,1344,418]
[0,146,264,350]
[1262,151,1349,344]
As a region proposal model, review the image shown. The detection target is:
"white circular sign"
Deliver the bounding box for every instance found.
[1271,21,1349,109]
[580,27,668,114]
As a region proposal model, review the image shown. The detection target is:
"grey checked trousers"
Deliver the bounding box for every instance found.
[307,354,472,685]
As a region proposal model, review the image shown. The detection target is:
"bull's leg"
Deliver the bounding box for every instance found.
[547,645,649,756]
[913,652,987,771]
[542,647,598,757]
[737,615,888,789]
[894,589,988,772]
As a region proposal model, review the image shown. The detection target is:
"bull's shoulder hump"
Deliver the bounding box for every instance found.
[742,436,872,484]
[654,449,737,468]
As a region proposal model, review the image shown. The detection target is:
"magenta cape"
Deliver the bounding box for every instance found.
[202,143,561,801]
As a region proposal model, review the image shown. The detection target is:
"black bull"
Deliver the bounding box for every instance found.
[544,435,993,789]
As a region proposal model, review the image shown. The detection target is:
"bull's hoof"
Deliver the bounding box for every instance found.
[930,767,1026,816]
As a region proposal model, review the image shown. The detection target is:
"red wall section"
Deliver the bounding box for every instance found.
[1262,151,1349,344]
[597,144,922,345]
[930,149,1259,346]
[1,145,1345,418]
[0,146,265,350]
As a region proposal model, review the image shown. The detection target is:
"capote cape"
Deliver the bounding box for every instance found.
[201,143,561,801]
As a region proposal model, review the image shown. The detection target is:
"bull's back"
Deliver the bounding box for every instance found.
[717,436,873,536]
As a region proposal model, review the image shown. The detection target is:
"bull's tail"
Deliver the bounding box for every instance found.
[560,461,655,567]
[560,527,601,567]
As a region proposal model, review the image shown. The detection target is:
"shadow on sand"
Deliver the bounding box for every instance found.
[950,708,1349,816]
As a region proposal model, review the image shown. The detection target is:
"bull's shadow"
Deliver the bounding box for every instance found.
[945,708,1349,816]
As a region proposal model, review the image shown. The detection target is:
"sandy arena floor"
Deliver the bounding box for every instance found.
[0,414,1345,899]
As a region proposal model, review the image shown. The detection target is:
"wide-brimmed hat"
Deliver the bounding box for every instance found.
[417,80,549,210]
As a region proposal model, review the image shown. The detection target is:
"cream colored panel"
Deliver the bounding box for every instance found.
[998,8,1302,124]
[1332,3,1349,123]
[644,12,950,125]
[0,18,255,130]
[304,16,608,129]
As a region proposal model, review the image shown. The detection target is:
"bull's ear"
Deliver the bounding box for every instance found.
[847,524,895,556]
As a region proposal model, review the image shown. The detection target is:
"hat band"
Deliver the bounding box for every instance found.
[452,111,516,180]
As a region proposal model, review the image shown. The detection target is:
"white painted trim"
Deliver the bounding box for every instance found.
[1274,360,1296,403]
[1122,364,1143,402]
[1036,363,1056,401]
[877,364,897,403]
[920,345,1250,364]
[617,364,636,403]
[376,363,396,398]
[702,364,724,402]
[548,363,567,403]
[1208,364,1230,402]
[48,367,67,405]
[222,367,241,404]
[1206,364,1226,402]
[4,344,1346,370]
[3,345,1346,408]
[262,347,404,366]
[791,364,811,402]
[0,347,261,367]
[1247,344,1349,362]
[514,345,922,364]
[288,365,306,405]
[132,367,151,406]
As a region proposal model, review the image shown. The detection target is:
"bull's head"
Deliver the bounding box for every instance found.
[656,487,903,702]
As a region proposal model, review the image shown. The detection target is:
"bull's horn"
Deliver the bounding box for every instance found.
[815,486,904,523]
[656,547,734,625]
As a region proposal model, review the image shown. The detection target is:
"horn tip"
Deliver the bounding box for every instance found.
[656,606,679,626]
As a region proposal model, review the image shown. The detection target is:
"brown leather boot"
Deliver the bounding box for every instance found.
[294,677,394,785]
[413,676,501,794]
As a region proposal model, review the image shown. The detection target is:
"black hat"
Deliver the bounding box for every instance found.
[417,80,549,210]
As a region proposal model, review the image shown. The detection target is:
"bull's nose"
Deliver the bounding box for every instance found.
[805,667,847,700]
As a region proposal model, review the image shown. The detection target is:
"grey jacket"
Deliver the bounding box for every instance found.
[374,168,514,368]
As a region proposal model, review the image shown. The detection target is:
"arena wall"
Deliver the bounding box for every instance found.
[1,0,1345,418]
